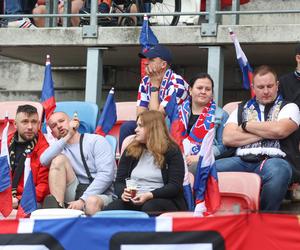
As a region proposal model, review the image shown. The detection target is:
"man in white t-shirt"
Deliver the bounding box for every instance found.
[216,65,300,211]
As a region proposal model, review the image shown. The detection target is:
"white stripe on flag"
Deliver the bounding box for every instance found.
[121,244,213,250]
[155,217,172,232]
[17,219,35,233]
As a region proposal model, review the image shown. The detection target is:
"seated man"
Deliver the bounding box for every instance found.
[7,105,49,210]
[40,112,116,215]
[216,65,300,211]
[119,44,189,150]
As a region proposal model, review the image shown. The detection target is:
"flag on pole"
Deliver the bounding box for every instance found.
[229,28,255,97]
[0,115,13,217]
[95,87,117,136]
[16,157,37,218]
[139,14,159,79]
[165,92,194,210]
[41,54,56,121]
[194,129,220,216]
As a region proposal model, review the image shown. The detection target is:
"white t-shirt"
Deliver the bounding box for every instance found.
[226,102,300,157]
[226,103,300,125]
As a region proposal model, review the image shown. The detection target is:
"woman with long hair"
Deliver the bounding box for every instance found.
[105,110,187,214]
[180,73,229,174]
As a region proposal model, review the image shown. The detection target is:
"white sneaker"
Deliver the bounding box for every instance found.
[7,18,36,28]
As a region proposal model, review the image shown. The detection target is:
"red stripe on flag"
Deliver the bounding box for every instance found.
[0,220,19,233]
[42,96,56,120]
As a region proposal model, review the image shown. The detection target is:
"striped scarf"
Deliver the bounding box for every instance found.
[237,95,286,157]
[179,98,216,156]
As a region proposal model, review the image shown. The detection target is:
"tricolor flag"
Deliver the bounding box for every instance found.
[165,92,194,210]
[95,87,117,136]
[41,54,56,121]
[0,115,12,217]
[139,14,159,79]
[194,129,220,216]
[229,28,255,97]
[16,157,37,218]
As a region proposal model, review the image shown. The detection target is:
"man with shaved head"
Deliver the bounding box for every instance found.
[40,112,116,215]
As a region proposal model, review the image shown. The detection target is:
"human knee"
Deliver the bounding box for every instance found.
[264,159,292,184]
[141,200,158,212]
[50,155,69,171]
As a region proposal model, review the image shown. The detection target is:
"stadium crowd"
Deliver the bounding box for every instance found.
[1,42,300,219]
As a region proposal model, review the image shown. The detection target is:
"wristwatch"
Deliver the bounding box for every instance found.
[150,86,159,92]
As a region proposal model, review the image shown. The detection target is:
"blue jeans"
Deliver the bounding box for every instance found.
[119,120,137,151]
[5,0,36,20]
[215,156,292,211]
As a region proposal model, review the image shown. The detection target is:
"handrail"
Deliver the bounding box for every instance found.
[0,9,299,19]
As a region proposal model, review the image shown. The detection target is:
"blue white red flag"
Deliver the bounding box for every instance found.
[95,87,117,136]
[16,157,37,218]
[165,92,194,210]
[229,28,255,97]
[139,14,159,79]
[41,55,56,121]
[194,129,220,216]
[0,116,12,217]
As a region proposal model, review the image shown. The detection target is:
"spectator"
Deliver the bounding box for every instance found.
[181,73,229,175]
[279,44,300,182]
[2,0,37,28]
[4,105,49,210]
[105,110,187,214]
[40,112,116,216]
[215,65,300,211]
[119,44,189,150]
[32,0,85,27]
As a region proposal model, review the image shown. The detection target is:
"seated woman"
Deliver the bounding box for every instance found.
[180,73,229,175]
[105,110,187,215]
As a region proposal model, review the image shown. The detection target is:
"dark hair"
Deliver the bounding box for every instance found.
[253,65,278,82]
[16,105,38,115]
[296,44,300,55]
[189,73,214,90]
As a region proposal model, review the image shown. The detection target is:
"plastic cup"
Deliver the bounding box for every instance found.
[125,178,138,198]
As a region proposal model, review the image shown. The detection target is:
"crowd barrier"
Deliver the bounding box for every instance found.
[1,213,300,249]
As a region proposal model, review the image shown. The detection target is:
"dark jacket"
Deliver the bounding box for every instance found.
[115,144,187,210]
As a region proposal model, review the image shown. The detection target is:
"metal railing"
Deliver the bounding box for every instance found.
[0,0,299,37]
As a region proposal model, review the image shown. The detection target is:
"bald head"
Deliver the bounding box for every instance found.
[48,112,71,139]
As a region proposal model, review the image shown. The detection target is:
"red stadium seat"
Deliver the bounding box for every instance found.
[108,102,136,157]
[217,172,261,214]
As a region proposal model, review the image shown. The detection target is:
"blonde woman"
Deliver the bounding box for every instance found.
[105,110,187,214]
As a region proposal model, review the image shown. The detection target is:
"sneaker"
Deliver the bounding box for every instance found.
[7,18,36,28]
[43,194,64,209]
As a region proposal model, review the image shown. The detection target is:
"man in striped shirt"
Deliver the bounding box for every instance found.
[119,44,189,150]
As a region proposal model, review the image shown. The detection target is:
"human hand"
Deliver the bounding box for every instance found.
[186,155,200,166]
[130,192,153,205]
[146,64,164,88]
[121,188,133,202]
[12,197,19,209]
[67,114,80,137]
[67,199,85,210]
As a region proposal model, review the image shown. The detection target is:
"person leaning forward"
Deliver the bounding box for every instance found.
[215,65,300,211]
[40,111,116,215]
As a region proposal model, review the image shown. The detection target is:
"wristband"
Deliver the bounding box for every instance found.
[150,86,159,92]
[241,121,248,132]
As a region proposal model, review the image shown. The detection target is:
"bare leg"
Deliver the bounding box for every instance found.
[69,0,85,26]
[32,5,46,27]
[49,154,76,205]
[85,195,104,216]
